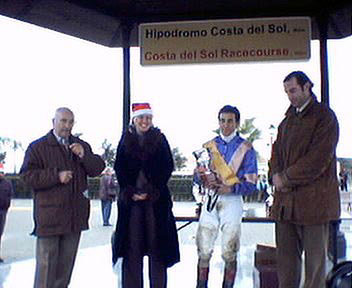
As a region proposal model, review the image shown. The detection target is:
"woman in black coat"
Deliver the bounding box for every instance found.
[112,103,180,288]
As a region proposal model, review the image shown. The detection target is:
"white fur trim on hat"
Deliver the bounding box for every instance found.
[131,103,153,118]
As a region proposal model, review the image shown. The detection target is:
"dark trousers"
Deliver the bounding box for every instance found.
[276,222,329,288]
[34,232,81,288]
[101,199,112,225]
[0,209,8,255]
[122,202,166,288]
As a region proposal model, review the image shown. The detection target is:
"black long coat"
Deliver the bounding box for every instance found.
[112,127,180,268]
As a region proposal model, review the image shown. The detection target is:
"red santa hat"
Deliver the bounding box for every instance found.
[131,103,153,118]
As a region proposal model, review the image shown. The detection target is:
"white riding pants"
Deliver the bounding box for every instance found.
[196,194,243,267]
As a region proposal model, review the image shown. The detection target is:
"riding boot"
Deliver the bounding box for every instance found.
[196,260,209,288]
[222,260,237,288]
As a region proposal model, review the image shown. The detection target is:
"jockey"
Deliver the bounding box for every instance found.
[194,105,258,288]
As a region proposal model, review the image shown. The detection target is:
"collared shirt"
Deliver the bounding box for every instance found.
[219,130,236,143]
[52,130,68,146]
[296,97,312,113]
[53,130,62,143]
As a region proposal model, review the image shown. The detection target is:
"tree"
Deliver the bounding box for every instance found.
[0,152,6,163]
[172,147,187,171]
[101,139,116,168]
[10,140,23,174]
[238,118,261,144]
[213,117,261,144]
[0,137,23,173]
[0,137,9,163]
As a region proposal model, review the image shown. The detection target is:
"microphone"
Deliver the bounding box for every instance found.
[61,137,69,147]
[62,137,73,160]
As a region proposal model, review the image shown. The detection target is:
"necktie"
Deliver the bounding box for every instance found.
[60,138,69,150]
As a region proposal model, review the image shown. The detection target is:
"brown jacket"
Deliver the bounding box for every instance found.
[20,130,105,236]
[270,97,340,225]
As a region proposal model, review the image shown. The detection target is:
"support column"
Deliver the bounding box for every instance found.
[121,23,132,132]
[318,13,329,106]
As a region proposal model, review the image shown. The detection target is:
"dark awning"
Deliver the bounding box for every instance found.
[0,0,351,47]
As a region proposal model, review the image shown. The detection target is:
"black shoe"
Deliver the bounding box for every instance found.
[103,223,112,226]
[0,258,4,263]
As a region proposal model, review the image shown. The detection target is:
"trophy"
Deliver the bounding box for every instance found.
[193,148,212,184]
[192,148,219,212]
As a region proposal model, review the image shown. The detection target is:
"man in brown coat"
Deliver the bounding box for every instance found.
[20,107,105,288]
[270,71,340,288]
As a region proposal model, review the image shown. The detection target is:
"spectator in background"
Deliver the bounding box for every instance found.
[256,175,264,202]
[340,170,348,191]
[0,168,13,263]
[343,172,348,191]
[261,175,269,201]
[99,167,117,226]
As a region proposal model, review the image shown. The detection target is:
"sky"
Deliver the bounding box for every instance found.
[0,15,351,173]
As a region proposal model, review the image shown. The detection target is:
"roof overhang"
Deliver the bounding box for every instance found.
[0,0,351,47]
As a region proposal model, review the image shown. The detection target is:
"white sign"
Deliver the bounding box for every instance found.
[139,17,311,65]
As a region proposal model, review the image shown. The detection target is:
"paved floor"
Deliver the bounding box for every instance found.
[0,200,351,287]
[0,242,262,287]
[0,200,277,264]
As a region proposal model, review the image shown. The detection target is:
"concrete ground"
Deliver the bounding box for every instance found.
[1,200,277,264]
[0,199,350,287]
